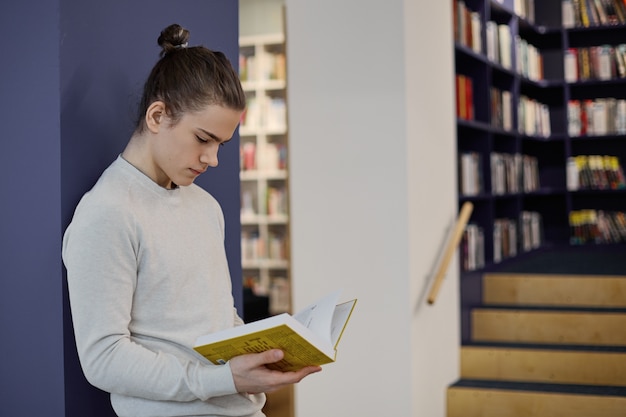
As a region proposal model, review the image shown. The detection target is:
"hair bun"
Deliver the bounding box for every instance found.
[158,24,190,56]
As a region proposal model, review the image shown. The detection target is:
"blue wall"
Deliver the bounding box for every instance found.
[0,1,65,415]
[1,1,241,415]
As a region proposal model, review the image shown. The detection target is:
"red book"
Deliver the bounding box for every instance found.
[465,76,474,120]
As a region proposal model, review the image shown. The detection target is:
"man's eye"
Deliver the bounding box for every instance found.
[196,135,209,144]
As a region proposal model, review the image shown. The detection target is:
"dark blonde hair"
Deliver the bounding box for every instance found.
[135,23,246,132]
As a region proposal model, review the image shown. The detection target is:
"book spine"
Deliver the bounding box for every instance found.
[572,0,584,26]
[565,48,579,82]
[563,0,577,27]
[498,24,512,69]
[470,12,482,53]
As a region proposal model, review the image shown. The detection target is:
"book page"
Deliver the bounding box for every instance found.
[330,299,357,347]
[292,290,341,345]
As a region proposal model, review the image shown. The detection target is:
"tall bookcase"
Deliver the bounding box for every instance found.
[454,0,626,276]
[239,33,292,320]
[239,30,296,417]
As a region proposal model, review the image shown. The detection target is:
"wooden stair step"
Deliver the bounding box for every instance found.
[461,344,626,386]
[483,273,626,308]
[447,379,626,417]
[471,307,626,346]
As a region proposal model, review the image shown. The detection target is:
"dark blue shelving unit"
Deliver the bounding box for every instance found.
[454,0,626,341]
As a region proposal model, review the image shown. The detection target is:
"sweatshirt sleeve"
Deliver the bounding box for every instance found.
[62,200,238,402]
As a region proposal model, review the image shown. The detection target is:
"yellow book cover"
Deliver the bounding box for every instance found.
[580,0,590,27]
[194,291,357,372]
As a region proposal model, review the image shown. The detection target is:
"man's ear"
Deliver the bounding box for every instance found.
[145,101,167,133]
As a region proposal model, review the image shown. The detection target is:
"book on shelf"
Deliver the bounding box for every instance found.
[579,47,592,80]
[454,0,482,53]
[194,290,357,372]
[567,98,626,136]
[486,20,498,63]
[518,95,551,137]
[470,11,482,53]
[615,0,626,23]
[563,0,576,27]
[567,155,626,190]
[564,48,579,82]
[490,87,513,130]
[493,218,518,263]
[462,223,485,271]
[570,209,626,245]
[459,152,483,196]
[593,0,609,25]
[455,74,474,120]
[580,0,591,27]
[514,0,535,23]
[569,0,626,27]
[565,45,626,82]
[522,154,540,193]
[498,24,513,70]
[515,36,543,81]
[587,0,600,25]
[520,211,543,252]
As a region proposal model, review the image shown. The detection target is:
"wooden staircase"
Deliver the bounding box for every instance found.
[447,273,626,417]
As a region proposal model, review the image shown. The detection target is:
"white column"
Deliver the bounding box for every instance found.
[286,0,458,416]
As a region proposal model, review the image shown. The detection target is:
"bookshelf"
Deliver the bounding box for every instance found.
[239,33,292,319]
[454,0,626,272]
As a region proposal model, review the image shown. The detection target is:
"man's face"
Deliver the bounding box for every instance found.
[150,103,243,189]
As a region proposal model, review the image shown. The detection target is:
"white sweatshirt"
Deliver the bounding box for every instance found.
[62,156,265,417]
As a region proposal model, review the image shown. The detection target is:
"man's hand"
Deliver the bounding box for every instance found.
[229,349,322,394]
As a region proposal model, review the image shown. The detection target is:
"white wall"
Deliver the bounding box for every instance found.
[285,1,458,416]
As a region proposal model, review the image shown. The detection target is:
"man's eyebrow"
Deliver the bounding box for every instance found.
[198,128,232,143]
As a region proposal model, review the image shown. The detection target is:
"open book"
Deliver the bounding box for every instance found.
[194,290,357,372]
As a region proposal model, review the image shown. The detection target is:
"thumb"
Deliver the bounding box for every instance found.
[259,349,284,364]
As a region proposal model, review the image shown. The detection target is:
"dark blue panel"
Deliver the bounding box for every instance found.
[0,1,241,416]
[0,1,65,416]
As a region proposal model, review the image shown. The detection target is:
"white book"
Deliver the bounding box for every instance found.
[486,21,498,62]
[457,1,467,44]
[528,43,540,81]
[567,157,579,191]
[467,224,476,271]
[502,90,513,130]
[616,100,626,134]
[515,35,525,75]
[470,12,482,53]
[562,0,575,28]
[493,222,502,263]
[597,46,612,81]
[527,0,535,23]
[540,103,551,137]
[498,24,512,69]
[564,49,578,82]
[531,212,541,249]
[461,153,475,196]
[567,100,581,136]
[514,0,523,16]
[592,100,608,135]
